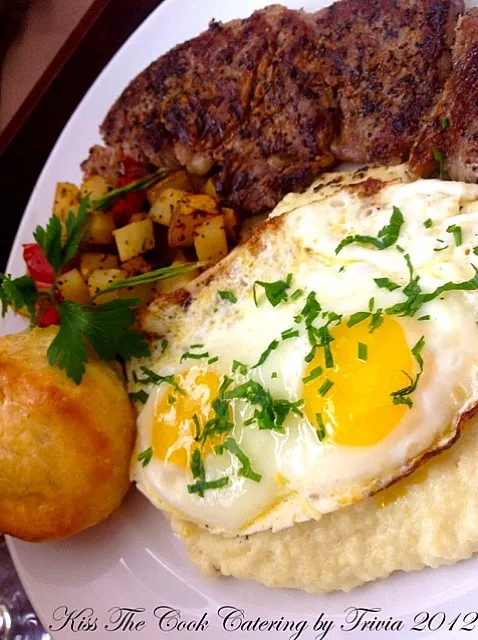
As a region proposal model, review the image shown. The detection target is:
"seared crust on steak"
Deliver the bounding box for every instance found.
[409,9,478,182]
[315,0,464,165]
[89,0,464,213]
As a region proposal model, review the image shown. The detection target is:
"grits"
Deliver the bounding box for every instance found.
[171,413,478,593]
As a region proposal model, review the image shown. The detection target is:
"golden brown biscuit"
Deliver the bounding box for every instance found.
[0,326,136,541]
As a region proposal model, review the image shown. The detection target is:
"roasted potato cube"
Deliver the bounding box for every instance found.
[202,177,218,199]
[194,215,228,263]
[53,182,79,221]
[180,193,221,215]
[113,219,155,262]
[168,208,214,248]
[146,170,192,204]
[149,188,186,226]
[56,268,90,304]
[130,212,148,223]
[222,207,239,241]
[83,211,116,245]
[80,175,112,204]
[87,268,128,303]
[121,256,152,276]
[79,253,119,280]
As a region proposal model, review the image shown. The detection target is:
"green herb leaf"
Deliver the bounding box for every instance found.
[302,366,323,384]
[335,206,404,254]
[440,116,451,131]
[137,447,153,467]
[281,327,299,340]
[232,360,248,375]
[136,366,185,395]
[218,290,237,303]
[190,449,206,496]
[220,438,262,482]
[446,224,462,247]
[318,379,334,397]
[47,299,150,384]
[192,414,201,441]
[374,277,400,292]
[252,340,279,368]
[181,349,209,362]
[358,342,368,362]
[423,218,433,229]
[208,356,219,364]
[369,309,384,333]
[129,389,149,404]
[0,274,38,326]
[253,274,292,307]
[347,311,371,328]
[187,476,229,494]
[432,148,446,179]
[316,413,326,441]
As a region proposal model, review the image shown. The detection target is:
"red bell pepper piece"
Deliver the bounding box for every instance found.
[23,243,55,288]
[37,302,60,327]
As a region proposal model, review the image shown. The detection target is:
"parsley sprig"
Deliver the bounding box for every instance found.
[335,206,404,254]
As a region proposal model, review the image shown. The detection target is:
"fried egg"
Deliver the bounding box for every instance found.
[130,167,478,536]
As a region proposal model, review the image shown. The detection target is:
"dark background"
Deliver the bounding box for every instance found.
[0,0,163,271]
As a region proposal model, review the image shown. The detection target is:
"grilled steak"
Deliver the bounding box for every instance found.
[84,0,464,213]
[315,0,463,165]
[409,9,478,182]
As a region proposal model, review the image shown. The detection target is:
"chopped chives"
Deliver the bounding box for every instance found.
[358,342,368,362]
[318,379,334,397]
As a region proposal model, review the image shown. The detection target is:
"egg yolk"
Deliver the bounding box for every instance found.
[152,367,222,467]
[303,316,413,446]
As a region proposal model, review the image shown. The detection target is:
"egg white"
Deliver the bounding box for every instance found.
[131,170,478,536]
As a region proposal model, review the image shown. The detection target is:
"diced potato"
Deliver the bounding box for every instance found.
[88,267,155,305]
[155,260,200,294]
[113,219,155,262]
[202,177,218,199]
[194,214,228,263]
[87,268,128,304]
[146,170,192,204]
[222,207,239,241]
[80,175,112,204]
[121,256,152,276]
[180,193,221,216]
[57,268,90,304]
[53,182,79,221]
[83,211,116,245]
[168,208,214,248]
[149,188,186,226]
[79,252,119,280]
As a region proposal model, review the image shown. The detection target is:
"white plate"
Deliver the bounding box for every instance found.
[4,1,478,638]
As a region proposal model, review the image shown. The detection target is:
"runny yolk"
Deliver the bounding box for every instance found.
[303,316,414,446]
[152,367,222,467]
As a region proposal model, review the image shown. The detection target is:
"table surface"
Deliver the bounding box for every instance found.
[0,1,162,637]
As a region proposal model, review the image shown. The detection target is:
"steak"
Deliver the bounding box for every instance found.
[84,0,464,213]
[409,9,478,182]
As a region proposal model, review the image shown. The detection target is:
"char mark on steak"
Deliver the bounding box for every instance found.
[409,8,478,183]
[84,0,464,213]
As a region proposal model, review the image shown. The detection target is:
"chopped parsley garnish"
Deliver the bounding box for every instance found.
[386,253,478,318]
[298,293,340,366]
[253,274,292,307]
[433,243,448,252]
[168,395,176,404]
[374,277,400,292]
[346,309,383,334]
[291,289,303,300]
[446,224,462,247]
[181,349,209,362]
[232,360,248,375]
[473,247,478,256]
[161,339,168,353]
[216,438,262,482]
[271,372,278,379]
[418,315,430,321]
[252,339,279,368]
[358,342,368,362]
[129,389,149,404]
[192,414,201,441]
[218,290,237,303]
[423,218,433,229]
[302,366,323,384]
[432,148,446,179]
[281,327,299,340]
[137,447,153,467]
[369,309,384,333]
[136,366,185,395]
[335,206,404,254]
[316,413,326,441]
[440,116,451,131]
[189,448,205,496]
[368,297,375,311]
[390,336,425,408]
[347,311,372,328]
[208,356,219,364]
[219,375,233,394]
[187,477,229,494]
[190,343,204,349]
[318,379,334,397]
